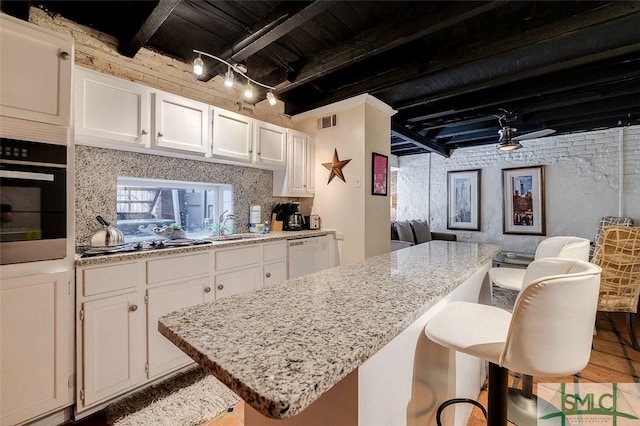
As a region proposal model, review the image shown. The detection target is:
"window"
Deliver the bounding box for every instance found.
[116,177,233,242]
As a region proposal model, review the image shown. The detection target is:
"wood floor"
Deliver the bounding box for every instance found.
[74,311,639,426]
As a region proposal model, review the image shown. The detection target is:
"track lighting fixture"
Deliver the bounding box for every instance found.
[192,49,277,106]
[193,55,204,76]
[224,66,234,87]
[266,91,277,106]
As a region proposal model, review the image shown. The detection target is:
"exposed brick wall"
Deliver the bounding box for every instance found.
[397,126,640,253]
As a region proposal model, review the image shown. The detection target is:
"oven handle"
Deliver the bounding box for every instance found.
[0,170,55,181]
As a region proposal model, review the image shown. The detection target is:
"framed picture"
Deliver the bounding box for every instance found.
[447,169,481,230]
[502,165,546,235]
[371,152,388,196]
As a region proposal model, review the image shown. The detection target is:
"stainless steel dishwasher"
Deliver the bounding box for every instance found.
[287,235,332,279]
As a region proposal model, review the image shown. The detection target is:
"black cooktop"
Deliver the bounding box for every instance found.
[77,239,212,257]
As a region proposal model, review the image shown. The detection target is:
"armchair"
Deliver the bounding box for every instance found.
[593,226,640,350]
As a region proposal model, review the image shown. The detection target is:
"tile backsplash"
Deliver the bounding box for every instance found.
[75,145,291,245]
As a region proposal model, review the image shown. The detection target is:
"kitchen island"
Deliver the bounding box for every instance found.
[159,241,501,426]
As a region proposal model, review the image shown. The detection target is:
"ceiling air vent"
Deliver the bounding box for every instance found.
[317,114,337,130]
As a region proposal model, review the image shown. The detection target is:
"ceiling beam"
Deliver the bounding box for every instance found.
[118,0,181,58]
[283,2,639,115]
[275,1,503,93]
[391,123,449,157]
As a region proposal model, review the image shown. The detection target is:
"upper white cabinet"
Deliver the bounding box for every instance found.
[152,91,209,154]
[253,121,286,168]
[1,271,72,426]
[273,129,315,197]
[211,107,253,162]
[75,67,151,147]
[74,68,209,155]
[0,13,73,127]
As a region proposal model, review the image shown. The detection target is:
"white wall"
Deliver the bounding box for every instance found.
[396,126,640,253]
[294,95,395,264]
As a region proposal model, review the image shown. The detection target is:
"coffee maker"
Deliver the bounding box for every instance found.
[279,202,305,230]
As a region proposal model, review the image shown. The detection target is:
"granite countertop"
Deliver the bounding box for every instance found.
[75,230,336,266]
[159,241,501,419]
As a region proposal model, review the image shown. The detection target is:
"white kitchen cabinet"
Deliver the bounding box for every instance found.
[263,241,287,286]
[211,107,254,162]
[253,120,286,168]
[1,271,72,426]
[0,14,73,127]
[215,266,262,298]
[146,277,212,378]
[153,91,209,154]
[74,67,151,147]
[80,291,145,408]
[145,253,213,378]
[273,129,315,197]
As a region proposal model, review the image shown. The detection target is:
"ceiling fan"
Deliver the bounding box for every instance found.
[495,110,555,151]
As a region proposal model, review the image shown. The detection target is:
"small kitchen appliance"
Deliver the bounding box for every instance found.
[282,202,305,231]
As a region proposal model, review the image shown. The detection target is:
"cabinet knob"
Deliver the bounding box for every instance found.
[265,272,271,278]
[60,51,71,60]
[157,132,164,138]
[130,304,138,312]
[204,286,211,293]
[217,284,224,290]
[141,130,148,135]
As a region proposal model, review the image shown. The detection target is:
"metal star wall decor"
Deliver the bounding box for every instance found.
[322,148,351,184]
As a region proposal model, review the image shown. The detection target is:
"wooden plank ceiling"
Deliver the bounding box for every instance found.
[8,1,639,157]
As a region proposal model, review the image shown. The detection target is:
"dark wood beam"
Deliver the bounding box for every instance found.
[1,0,30,21]
[275,1,503,93]
[391,122,448,157]
[118,0,181,58]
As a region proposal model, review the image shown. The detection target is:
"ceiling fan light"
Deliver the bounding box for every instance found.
[497,140,523,151]
[244,81,253,99]
[266,91,277,106]
[193,56,204,76]
[224,67,234,87]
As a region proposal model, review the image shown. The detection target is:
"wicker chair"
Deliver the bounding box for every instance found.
[593,226,640,351]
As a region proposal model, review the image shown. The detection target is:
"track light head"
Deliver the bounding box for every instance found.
[224,67,234,87]
[244,81,253,99]
[193,55,204,76]
[266,91,277,106]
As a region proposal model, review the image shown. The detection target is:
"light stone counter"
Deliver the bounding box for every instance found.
[75,230,335,266]
[159,241,501,424]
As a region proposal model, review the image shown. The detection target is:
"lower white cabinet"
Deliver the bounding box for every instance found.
[81,291,144,407]
[1,271,72,426]
[215,266,262,298]
[147,277,213,378]
[263,241,287,286]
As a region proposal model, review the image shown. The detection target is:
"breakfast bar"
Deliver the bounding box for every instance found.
[159,241,501,426]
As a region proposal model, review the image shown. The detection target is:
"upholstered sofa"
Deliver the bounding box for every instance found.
[391,220,457,251]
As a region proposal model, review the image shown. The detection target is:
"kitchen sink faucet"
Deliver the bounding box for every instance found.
[218,211,235,235]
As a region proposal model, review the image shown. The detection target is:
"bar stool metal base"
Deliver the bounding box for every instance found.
[507,388,538,426]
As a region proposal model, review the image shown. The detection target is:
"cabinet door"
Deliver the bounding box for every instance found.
[289,130,309,194]
[264,261,287,286]
[1,272,71,426]
[0,14,72,126]
[81,291,143,407]
[306,136,316,193]
[254,121,286,168]
[75,67,151,147]
[153,91,209,154]
[215,266,261,299]
[147,277,211,378]
[211,108,253,162]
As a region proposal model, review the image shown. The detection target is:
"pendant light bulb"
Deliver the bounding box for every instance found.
[244,81,254,99]
[193,55,204,76]
[224,67,234,87]
[266,91,277,106]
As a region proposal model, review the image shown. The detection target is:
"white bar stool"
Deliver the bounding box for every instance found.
[425,258,601,426]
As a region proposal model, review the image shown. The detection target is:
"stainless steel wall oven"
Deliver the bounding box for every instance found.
[0,138,67,264]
